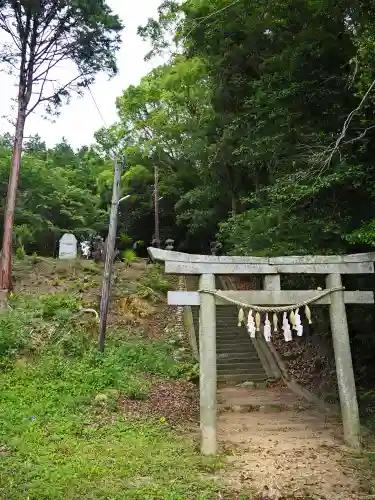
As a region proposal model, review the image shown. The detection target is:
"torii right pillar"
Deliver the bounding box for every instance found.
[326,273,361,449]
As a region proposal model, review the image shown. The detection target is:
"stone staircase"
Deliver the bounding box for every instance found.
[187,276,268,383]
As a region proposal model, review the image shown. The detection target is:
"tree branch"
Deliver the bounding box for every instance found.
[342,124,375,145]
[0,12,21,50]
[26,72,84,117]
[32,46,71,82]
[313,78,375,168]
[33,14,75,65]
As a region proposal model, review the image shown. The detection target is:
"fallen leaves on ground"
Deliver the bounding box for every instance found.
[118,378,199,425]
[231,275,337,396]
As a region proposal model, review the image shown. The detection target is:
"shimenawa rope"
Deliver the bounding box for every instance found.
[197,286,345,313]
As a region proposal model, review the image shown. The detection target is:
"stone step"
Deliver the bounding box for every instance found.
[218,362,264,371]
[217,359,263,367]
[218,364,265,373]
[216,352,259,360]
[217,358,263,364]
[216,337,252,342]
[217,350,257,357]
[216,339,252,344]
[218,370,264,377]
[217,354,259,361]
[218,354,262,361]
[217,373,267,382]
[216,327,250,332]
[189,301,267,382]
[216,343,255,350]
[216,332,252,337]
[217,356,258,362]
[216,337,254,343]
[217,341,255,347]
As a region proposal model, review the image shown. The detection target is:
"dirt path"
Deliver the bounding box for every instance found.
[217,385,361,499]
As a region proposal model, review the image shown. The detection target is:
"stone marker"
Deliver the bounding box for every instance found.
[59,233,77,260]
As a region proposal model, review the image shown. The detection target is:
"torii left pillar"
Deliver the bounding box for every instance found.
[199,273,217,455]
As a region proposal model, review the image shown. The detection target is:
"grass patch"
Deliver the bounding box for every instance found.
[0,354,221,499]
[0,273,223,499]
[137,265,171,299]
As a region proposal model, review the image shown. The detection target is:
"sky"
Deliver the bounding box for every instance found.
[0,0,165,149]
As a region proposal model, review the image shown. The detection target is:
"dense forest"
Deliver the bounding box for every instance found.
[2,0,375,258]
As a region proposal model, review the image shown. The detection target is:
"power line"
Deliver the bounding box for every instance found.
[185,0,241,38]
[87,85,120,162]
[87,85,108,128]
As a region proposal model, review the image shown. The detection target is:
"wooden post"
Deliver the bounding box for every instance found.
[154,165,160,248]
[326,273,361,449]
[199,273,217,455]
[98,159,123,352]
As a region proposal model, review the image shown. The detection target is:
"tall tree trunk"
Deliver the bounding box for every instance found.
[231,194,237,214]
[0,102,26,299]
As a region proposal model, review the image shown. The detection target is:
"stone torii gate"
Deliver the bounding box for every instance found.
[148,247,375,455]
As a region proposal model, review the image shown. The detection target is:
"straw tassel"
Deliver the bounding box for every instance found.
[294,308,303,336]
[305,304,312,324]
[272,312,278,333]
[247,309,256,338]
[238,307,244,327]
[264,313,271,342]
[282,312,292,342]
[255,311,261,331]
[289,309,296,329]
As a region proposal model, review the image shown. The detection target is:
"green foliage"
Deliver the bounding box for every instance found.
[30,252,40,264]
[40,293,81,319]
[0,139,111,255]
[0,287,221,499]
[122,249,137,266]
[0,349,219,497]
[174,361,200,382]
[103,342,189,379]
[119,232,133,248]
[95,55,213,251]
[15,247,25,260]
[130,0,375,255]
[0,311,31,358]
[139,266,171,296]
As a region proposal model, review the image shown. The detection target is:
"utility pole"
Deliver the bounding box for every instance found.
[154,165,160,248]
[98,157,124,352]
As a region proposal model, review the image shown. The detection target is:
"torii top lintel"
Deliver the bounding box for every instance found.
[147,247,375,275]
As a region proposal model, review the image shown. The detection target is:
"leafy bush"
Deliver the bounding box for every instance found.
[30,251,40,264]
[119,232,133,248]
[108,342,183,379]
[27,350,151,401]
[0,312,30,358]
[140,266,170,295]
[15,247,26,260]
[122,248,137,266]
[40,293,81,319]
[173,361,199,382]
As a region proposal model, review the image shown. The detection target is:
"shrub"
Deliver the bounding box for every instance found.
[30,252,40,264]
[15,247,26,260]
[140,267,170,296]
[40,293,81,319]
[122,249,137,266]
[0,312,30,358]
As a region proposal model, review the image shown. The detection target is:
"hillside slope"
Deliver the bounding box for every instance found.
[0,257,228,499]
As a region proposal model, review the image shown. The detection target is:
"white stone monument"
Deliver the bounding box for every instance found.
[59,233,77,260]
